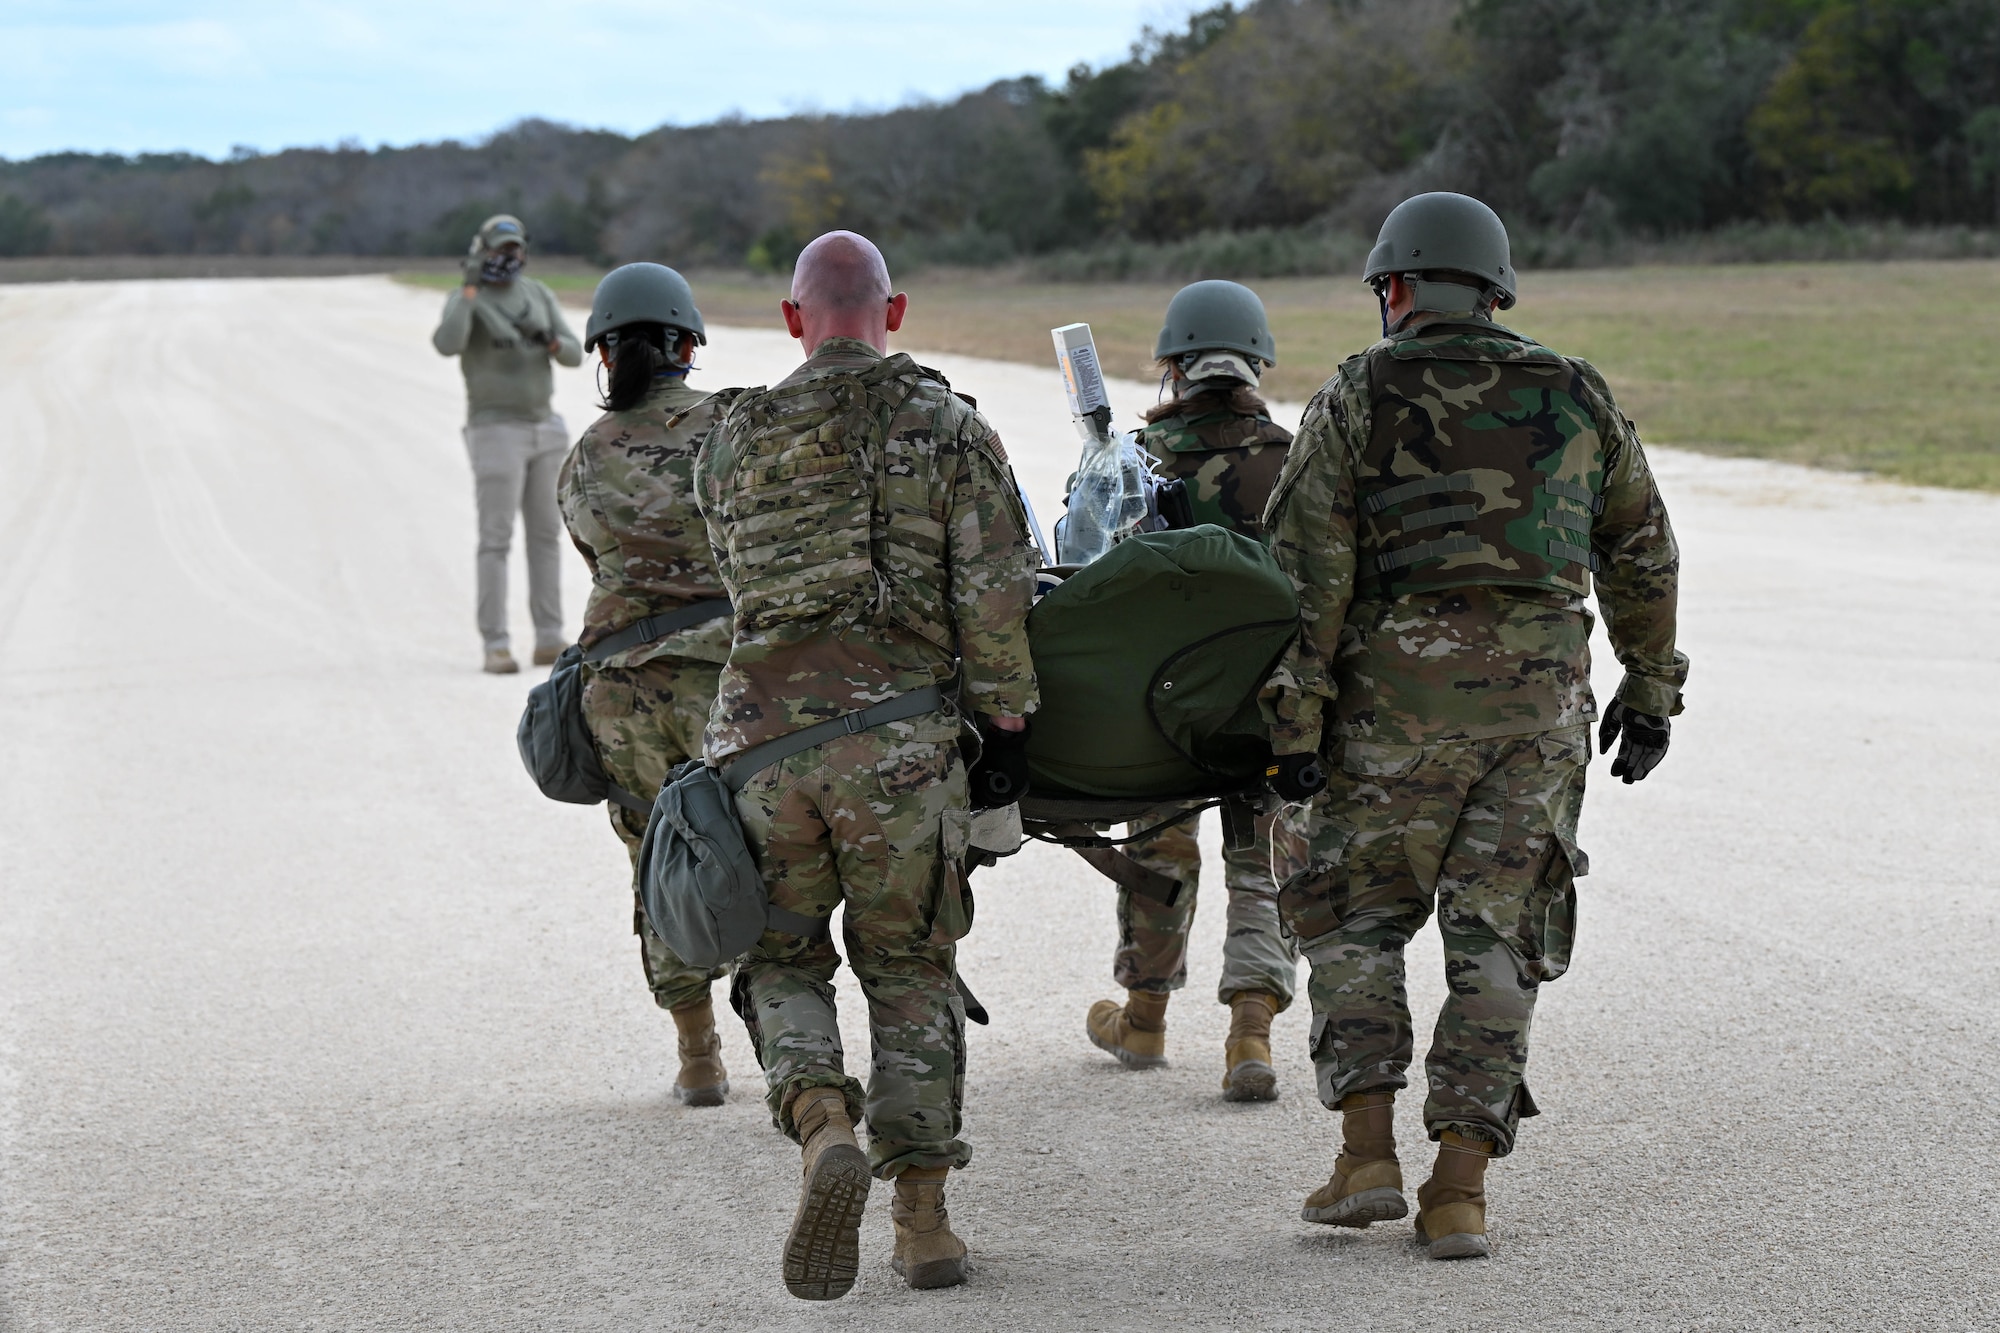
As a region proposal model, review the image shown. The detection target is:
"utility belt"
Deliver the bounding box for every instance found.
[515,598,735,813]
[637,684,945,966]
[581,598,732,668]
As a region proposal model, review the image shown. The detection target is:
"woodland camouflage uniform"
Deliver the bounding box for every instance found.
[1114,393,1298,1009]
[697,337,1038,1177]
[1265,313,1687,1154]
[558,376,737,1010]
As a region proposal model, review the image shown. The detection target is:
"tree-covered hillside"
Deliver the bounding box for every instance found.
[4,0,1998,266]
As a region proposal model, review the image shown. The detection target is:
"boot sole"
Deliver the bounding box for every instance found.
[1301,1186,1408,1227]
[1425,1231,1491,1260]
[1087,1027,1167,1070]
[783,1143,872,1300]
[892,1254,969,1290]
[674,1079,728,1108]
[1222,1060,1277,1101]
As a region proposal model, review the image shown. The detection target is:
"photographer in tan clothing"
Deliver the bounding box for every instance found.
[431,213,584,673]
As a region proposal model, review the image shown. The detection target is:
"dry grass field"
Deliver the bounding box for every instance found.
[401,259,2000,491]
[684,262,2000,491]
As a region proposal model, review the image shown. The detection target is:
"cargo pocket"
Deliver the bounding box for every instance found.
[926,807,975,947]
[1339,740,1423,783]
[1276,819,1356,946]
[878,740,948,799]
[1519,829,1581,984]
[728,967,767,1070]
[1535,725,1590,780]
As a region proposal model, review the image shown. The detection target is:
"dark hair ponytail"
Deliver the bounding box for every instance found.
[598,322,672,412]
[1141,356,1269,424]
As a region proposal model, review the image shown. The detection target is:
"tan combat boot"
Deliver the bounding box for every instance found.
[531,643,562,667]
[482,648,519,675]
[1414,1130,1494,1259]
[890,1165,969,1290]
[1086,989,1169,1069]
[781,1086,872,1300]
[1222,991,1279,1102]
[1301,1091,1407,1226]
[669,997,728,1107]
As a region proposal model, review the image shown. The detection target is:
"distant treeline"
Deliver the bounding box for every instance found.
[5,0,2000,271]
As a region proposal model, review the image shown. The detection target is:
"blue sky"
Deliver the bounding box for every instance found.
[0,2,1203,161]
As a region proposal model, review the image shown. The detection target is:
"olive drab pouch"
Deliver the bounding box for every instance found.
[515,606,733,815]
[636,685,949,969]
[516,644,623,808]
[636,760,768,970]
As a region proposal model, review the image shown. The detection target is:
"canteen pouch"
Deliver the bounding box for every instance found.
[516,644,611,805]
[637,760,770,969]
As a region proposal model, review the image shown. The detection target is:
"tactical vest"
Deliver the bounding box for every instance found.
[705,354,954,651]
[1138,405,1292,540]
[1355,331,1608,600]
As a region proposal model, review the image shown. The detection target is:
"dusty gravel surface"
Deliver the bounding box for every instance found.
[1,276,1996,1331]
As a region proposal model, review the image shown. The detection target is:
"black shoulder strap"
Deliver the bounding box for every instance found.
[582,599,733,664]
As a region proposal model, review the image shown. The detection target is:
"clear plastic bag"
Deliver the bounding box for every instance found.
[1056,424,1151,566]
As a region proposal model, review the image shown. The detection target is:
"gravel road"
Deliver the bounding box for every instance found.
[0,276,1995,1331]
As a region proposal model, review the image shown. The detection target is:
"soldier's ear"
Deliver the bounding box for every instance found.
[886,292,908,334]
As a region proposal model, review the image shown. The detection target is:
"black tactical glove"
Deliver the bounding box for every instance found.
[1266,751,1327,802]
[968,718,1031,809]
[1598,699,1670,784]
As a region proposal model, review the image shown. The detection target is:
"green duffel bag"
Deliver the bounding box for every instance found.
[1024,525,1298,799]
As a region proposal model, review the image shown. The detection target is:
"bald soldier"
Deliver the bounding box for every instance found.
[695,231,1039,1299]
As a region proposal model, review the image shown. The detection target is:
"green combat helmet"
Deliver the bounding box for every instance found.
[1153,279,1276,368]
[1364,192,1518,316]
[584,262,708,353]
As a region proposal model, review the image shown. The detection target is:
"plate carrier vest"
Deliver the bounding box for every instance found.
[703,354,955,651]
[1355,331,1610,601]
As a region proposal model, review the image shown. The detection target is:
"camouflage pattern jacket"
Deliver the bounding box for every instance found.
[695,337,1040,760]
[1137,391,1293,540]
[558,377,735,669]
[1262,316,1688,753]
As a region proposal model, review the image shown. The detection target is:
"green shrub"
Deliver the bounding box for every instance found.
[0,195,53,257]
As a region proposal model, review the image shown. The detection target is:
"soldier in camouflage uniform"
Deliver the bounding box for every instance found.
[559,263,738,1106]
[1085,281,1302,1103]
[695,231,1038,1300]
[1262,194,1686,1259]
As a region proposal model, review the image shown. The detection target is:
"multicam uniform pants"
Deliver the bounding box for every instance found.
[1277,725,1588,1155]
[581,656,727,1012]
[1117,805,1299,1009]
[728,721,973,1180]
